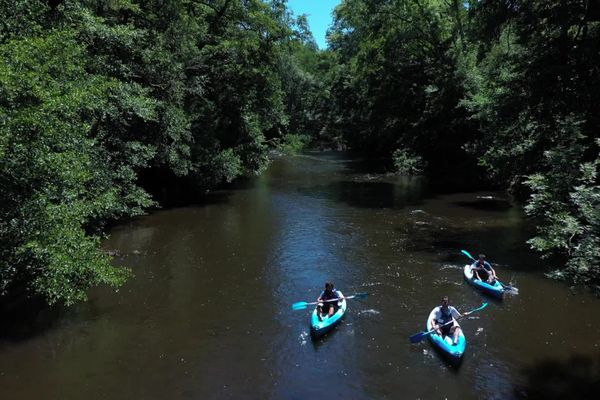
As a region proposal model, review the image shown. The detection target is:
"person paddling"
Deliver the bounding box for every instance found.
[430,296,469,345]
[316,282,344,321]
[471,254,497,284]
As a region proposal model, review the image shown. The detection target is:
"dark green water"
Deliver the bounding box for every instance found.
[1,151,598,399]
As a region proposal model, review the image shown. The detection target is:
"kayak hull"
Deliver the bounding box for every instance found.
[463,264,505,299]
[427,308,466,364]
[311,291,347,338]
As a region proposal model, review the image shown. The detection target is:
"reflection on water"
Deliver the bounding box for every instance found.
[0,151,599,399]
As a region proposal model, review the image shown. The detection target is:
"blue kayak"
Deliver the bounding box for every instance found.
[311,291,347,338]
[427,308,466,364]
[464,264,505,299]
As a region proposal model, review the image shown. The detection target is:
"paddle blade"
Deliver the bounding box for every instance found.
[291,302,309,310]
[352,292,370,300]
[506,285,519,294]
[461,249,476,261]
[499,281,519,294]
[409,331,428,344]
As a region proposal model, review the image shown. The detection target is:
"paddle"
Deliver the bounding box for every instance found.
[461,249,519,293]
[291,292,369,311]
[409,302,488,344]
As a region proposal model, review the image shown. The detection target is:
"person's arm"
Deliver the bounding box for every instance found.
[472,264,482,280]
[430,309,442,334]
[335,290,344,300]
[432,318,442,334]
[458,306,474,317]
[485,261,497,278]
[451,307,462,320]
[317,291,324,302]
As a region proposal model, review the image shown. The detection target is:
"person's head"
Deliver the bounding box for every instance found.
[478,254,486,264]
[441,295,449,310]
[325,282,334,292]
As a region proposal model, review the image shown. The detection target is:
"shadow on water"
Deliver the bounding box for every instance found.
[514,354,600,399]
[298,181,424,209]
[429,345,464,372]
[310,325,345,348]
[0,295,62,345]
[138,166,259,210]
[462,285,505,305]
[452,198,513,212]
[399,224,546,273]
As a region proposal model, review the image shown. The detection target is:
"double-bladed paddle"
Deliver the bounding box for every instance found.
[409,302,488,344]
[461,249,519,293]
[291,292,369,311]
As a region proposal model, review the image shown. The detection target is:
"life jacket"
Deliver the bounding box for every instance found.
[436,307,454,325]
[320,289,339,302]
[473,260,492,271]
[472,261,492,280]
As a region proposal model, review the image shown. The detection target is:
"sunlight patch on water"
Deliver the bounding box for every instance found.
[433,277,463,286]
[440,263,462,270]
[358,309,381,316]
[359,281,384,287]
[298,331,309,346]
[422,349,434,359]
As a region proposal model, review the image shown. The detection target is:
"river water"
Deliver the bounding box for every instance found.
[1,151,599,399]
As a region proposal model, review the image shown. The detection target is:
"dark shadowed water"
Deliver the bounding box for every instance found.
[1,151,599,399]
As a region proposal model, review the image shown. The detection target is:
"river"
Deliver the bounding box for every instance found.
[1,151,598,399]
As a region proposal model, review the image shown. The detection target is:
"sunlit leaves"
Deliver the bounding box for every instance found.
[0,31,134,303]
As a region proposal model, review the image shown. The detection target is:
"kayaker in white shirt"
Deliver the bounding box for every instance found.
[430,296,470,345]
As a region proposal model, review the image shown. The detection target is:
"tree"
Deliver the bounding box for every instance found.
[462,0,600,287]
[325,0,477,175]
[0,0,300,305]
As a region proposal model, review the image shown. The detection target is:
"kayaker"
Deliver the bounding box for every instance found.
[431,296,467,345]
[316,282,343,321]
[471,254,497,284]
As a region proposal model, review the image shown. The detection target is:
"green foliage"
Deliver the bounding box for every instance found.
[525,140,600,286]
[323,0,475,172]
[273,8,331,143]
[276,133,311,154]
[392,149,425,175]
[324,0,600,289]
[0,31,135,304]
[2,0,599,303]
[0,0,49,42]
[0,0,297,305]
[463,0,600,288]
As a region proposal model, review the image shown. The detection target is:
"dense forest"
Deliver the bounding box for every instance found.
[1,0,598,306]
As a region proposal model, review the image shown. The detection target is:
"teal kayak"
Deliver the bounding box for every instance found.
[311,291,347,338]
[426,308,466,364]
[463,264,505,299]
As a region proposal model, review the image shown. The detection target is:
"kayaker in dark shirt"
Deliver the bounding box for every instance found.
[316,282,343,321]
[471,254,497,284]
[430,296,469,345]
